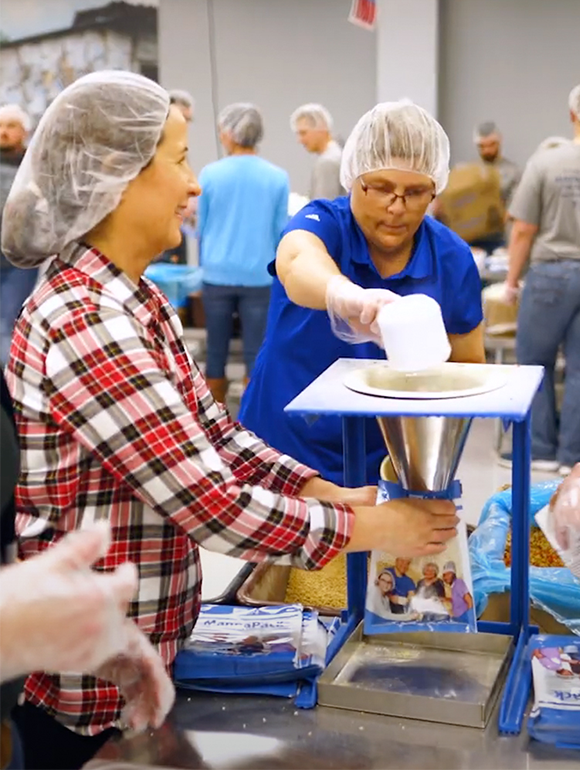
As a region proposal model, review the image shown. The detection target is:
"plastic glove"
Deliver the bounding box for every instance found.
[325,275,399,345]
[549,465,580,563]
[0,522,137,683]
[94,620,175,733]
[502,282,521,305]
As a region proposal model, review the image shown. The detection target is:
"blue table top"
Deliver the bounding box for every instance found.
[285,359,544,421]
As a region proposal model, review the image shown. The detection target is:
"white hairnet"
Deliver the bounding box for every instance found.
[569,85,580,120]
[1,70,169,269]
[218,103,263,148]
[340,101,450,194]
[0,104,31,133]
[169,89,195,110]
[473,121,501,143]
[290,103,333,132]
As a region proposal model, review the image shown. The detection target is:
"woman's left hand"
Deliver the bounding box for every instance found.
[299,478,377,506]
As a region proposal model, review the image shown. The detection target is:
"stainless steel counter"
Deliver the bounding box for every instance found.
[86,691,579,770]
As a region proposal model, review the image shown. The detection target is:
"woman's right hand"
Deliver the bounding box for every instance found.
[325,275,399,345]
[347,498,458,558]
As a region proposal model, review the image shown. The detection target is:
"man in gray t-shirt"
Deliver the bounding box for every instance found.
[500,85,580,475]
[290,103,345,201]
[509,142,580,263]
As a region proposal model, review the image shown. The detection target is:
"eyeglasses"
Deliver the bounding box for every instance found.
[359,178,435,211]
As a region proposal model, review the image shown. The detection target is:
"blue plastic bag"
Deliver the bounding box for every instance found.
[528,634,580,749]
[469,482,580,635]
[144,264,203,308]
[172,605,329,709]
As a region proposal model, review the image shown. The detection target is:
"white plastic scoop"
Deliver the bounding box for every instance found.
[376,294,451,372]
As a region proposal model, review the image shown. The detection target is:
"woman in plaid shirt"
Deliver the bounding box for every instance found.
[1,72,457,770]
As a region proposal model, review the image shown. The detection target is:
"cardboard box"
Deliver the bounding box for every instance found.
[482,283,519,336]
[439,163,505,243]
[479,591,572,635]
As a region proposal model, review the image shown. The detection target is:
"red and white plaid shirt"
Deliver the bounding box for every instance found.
[6,243,353,736]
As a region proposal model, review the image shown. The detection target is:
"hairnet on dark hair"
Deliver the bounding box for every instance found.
[1,70,170,268]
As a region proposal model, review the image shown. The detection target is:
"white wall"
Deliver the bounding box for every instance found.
[376,0,439,116]
[158,0,377,194]
[439,0,580,168]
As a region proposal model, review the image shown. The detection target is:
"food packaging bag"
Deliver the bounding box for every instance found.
[528,634,580,748]
[364,481,477,634]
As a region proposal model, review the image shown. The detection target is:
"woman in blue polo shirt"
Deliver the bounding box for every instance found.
[239,101,485,485]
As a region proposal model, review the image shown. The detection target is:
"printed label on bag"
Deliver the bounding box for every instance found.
[364,481,477,634]
[532,645,580,711]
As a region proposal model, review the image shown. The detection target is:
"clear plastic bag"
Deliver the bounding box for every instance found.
[469,482,580,635]
[538,467,580,578]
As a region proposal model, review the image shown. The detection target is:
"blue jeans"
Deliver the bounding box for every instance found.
[516,260,580,466]
[202,283,271,379]
[0,264,38,365]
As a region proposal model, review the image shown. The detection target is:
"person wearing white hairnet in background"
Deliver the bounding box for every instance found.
[240,101,485,486]
[467,121,522,255]
[169,89,195,123]
[1,74,459,768]
[198,103,290,402]
[474,121,521,208]
[0,104,38,366]
[291,103,345,200]
[501,85,580,476]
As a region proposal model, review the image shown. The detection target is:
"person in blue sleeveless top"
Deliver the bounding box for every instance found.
[239,101,485,486]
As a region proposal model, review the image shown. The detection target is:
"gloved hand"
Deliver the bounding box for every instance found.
[502,282,521,306]
[94,620,175,733]
[325,275,399,345]
[549,465,580,564]
[0,521,137,683]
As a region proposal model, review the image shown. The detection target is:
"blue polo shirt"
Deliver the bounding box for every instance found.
[386,568,417,599]
[238,196,483,485]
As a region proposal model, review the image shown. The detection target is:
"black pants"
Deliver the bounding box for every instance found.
[11,702,120,770]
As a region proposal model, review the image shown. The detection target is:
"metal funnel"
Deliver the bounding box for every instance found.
[377,416,472,492]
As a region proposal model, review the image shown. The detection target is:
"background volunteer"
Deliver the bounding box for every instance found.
[198,103,289,403]
[503,85,580,475]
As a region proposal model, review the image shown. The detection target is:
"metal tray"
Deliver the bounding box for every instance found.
[235,562,344,617]
[318,623,513,728]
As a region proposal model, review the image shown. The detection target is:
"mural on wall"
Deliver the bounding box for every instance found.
[0,1,158,129]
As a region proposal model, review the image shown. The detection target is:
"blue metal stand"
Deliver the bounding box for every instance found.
[342,417,368,619]
[498,414,533,734]
[285,359,544,734]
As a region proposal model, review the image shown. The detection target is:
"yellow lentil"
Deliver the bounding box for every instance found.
[283,554,375,610]
[284,554,348,610]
